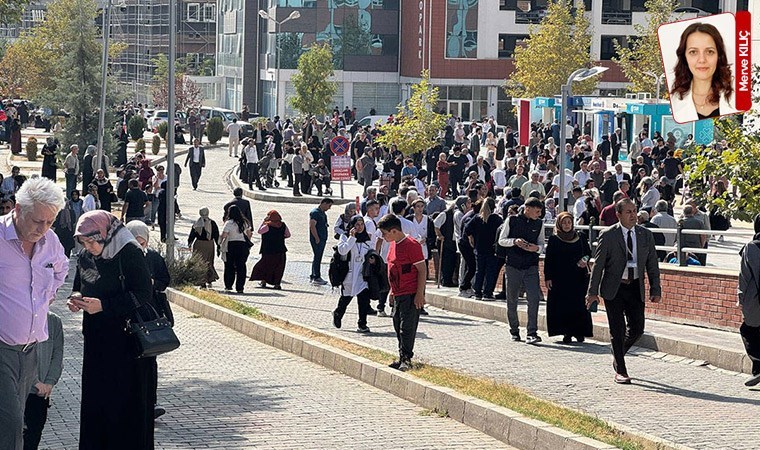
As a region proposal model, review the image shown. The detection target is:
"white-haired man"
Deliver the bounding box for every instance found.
[0,177,68,449]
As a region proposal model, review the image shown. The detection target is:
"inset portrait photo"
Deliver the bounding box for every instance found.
[658,13,749,124]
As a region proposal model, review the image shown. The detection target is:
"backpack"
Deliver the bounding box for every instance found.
[328,246,350,287]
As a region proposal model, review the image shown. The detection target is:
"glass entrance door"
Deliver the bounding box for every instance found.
[448,101,472,122]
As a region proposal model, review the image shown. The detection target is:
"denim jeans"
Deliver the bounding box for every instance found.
[310,237,326,280]
[505,265,542,335]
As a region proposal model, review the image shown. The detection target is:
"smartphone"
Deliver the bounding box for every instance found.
[588,300,598,312]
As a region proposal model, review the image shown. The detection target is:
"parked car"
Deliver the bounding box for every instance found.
[673,7,713,17]
[357,115,391,128]
[238,120,255,138]
[199,106,240,133]
[148,110,188,130]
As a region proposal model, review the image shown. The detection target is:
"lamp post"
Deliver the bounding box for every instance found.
[645,71,666,103]
[165,0,177,263]
[258,9,301,117]
[558,66,608,212]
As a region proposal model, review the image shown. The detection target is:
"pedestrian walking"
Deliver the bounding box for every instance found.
[292,148,304,197]
[23,312,64,450]
[544,212,593,343]
[187,207,220,289]
[64,144,80,199]
[309,197,334,285]
[332,216,374,333]
[94,169,115,212]
[82,146,96,194]
[586,198,661,384]
[244,139,265,191]
[68,210,156,449]
[739,214,760,387]
[378,214,427,372]
[223,188,253,225]
[226,118,241,157]
[184,138,206,190]
[497,197,545,344]
[250,210,290,290]
[465,197,503,300]
[0,177,67,450]
[121,179,149,224]
[219,205,252,293]
[40,137,58,182]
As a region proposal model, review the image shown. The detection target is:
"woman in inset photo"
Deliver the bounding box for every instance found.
[669,22,739,123]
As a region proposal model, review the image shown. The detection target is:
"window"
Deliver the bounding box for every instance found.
[187,3,199,21]
[202,4,216,22]
[600,35,630,60]
[498,34,527,59]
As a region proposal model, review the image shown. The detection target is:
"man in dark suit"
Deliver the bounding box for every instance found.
[223,187,253,225]
[586,198,661,384]
[184,138,206,190]
[610,128,622,165]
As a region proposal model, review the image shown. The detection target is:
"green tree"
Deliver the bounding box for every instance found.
[613,0,678,97]
[505,0,595,98]
[0,0,31,24]
[375,70,446,157]
[290,43,337,117]
[39,0,119,155]
[683,66,760,222]
[278,33,303,70]
[206,117,224,144]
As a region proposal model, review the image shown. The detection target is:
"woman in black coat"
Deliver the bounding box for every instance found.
[68,210,156,449]
[41,137,58,181]
[544,212,593,343]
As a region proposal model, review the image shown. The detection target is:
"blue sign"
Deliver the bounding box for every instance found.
[535,97,555,108]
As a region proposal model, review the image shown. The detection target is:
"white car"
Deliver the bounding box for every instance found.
[148,110,187,130]
[199,107,240,130]
[673,7,713,17]
[357,115,391,128]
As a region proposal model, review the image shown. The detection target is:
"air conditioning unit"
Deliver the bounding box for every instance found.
[625,93,637,99]
[637,92,652,100]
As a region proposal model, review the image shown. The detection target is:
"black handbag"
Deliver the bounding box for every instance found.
[119,257,180,358]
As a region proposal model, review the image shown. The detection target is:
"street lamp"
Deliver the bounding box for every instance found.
[259,9,301,117]
[644,71,666,103]
[558,66,608,212]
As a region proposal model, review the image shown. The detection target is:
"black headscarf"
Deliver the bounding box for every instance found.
[349,215,371,243]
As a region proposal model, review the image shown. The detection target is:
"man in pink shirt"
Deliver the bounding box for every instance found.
[0,177,68,449]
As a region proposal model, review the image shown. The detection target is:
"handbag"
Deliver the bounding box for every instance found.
[119,257,180,358]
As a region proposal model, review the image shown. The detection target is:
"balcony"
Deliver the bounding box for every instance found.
[602,10,631,25]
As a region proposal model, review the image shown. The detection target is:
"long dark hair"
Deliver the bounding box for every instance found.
[670,22,733,104]
[227,205,248,233]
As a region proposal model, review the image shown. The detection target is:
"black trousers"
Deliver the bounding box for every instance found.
[449,173,463,198]
[604,282,645,376]
[224,241,250,292]
[189,163,202,189]
[392,294,421,362]
[247,163,261,190]
[458,242,476,291]
[293,174,302,195]
[301,172,312,194]
[23,394,49,450]
[440,245,458,287]
[740,322,760,375]
[611,145,620,165]
[335,289,371,328]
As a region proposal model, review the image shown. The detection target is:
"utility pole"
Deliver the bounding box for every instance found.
[165,0,177,263]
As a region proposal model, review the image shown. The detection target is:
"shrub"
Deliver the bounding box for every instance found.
[128,115,146,141]
[135,138,146,152]
[25,137,38,161]
[166,251,210,287]
[151,135,161,155]
[206,117,223,144]
[157,121,168,140]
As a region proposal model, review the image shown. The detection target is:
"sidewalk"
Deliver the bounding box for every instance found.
[42,261,511,449]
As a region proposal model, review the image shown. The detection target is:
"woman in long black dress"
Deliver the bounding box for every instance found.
[94,169,114,212]
[250,210,290,289]
[544,211,593,343]
[41,137,58,181]
[68,210,155,449]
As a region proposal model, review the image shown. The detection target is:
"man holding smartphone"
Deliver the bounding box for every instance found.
[378,214,427,372]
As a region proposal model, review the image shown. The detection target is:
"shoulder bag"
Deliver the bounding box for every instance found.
[119,257,181,358]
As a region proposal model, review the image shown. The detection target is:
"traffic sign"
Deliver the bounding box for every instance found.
[330,155,352,182]
[330,136,350,156]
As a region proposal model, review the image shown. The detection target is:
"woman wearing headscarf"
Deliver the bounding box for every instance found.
[41,136,58,181]
[334,203,357,240]
[52,196,77,257]
[219,205,252,293]
[332,216,374,333]
[67,211,156,449]
[157,179,169,242]
[544,211,593,343]
[82,145,97,193]
[250,210,290,289]
[126,220,172,419]
[187,207,220,288]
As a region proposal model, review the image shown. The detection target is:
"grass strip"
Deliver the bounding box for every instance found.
[181,287,670,450]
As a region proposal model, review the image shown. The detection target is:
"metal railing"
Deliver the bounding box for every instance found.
[601,11,632,25]
[543,220,753,268]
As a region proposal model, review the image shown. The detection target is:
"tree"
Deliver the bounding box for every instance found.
[375,70,446,157]
[278,33,303,70]
[0,34,52,98]
[505,0,595,99]
[290,43,337,117]
[683,66,760,222]
[39,0,119,155]
[0,0,31,24]
[150,53,205,110]
[613,0,678,97]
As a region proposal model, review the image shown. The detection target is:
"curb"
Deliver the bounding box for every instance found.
[166,288,691,450]
[229,166,352,205]
[425,290,751,375]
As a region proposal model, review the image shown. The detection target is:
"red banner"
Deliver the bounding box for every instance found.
[519,100,530,147]
[735,11,752,112]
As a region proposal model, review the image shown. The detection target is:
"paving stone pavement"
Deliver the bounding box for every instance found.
[41,261,513,449]
[171,147,760,450]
